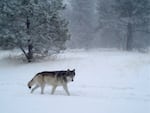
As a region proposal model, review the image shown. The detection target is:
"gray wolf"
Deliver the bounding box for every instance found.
[27,69,75,96]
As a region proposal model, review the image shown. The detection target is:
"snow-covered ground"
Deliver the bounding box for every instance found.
[0,49,150,113]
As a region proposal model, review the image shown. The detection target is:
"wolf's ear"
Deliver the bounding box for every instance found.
[67,69,70,72]
[73,69,75,72]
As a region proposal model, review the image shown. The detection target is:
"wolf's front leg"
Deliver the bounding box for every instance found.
[62,84,70,96]
[51,85,57,95]
[31,85,39,93]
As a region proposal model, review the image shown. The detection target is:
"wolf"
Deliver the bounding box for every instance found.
[27,69,75,96]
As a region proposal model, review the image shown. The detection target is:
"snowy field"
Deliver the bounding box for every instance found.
[0,49,150,113]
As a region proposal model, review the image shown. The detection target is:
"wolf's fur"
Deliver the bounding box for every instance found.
[27,69,75,96]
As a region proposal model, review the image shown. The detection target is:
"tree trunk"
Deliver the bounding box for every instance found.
[27,39,33,62]
[19,41,33,63]
[19,45,28,61]
[126,23,133,51]
[26,16,33,62]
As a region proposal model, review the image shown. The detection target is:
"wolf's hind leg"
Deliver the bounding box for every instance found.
[51,85,57,95]
[31,85,39,93]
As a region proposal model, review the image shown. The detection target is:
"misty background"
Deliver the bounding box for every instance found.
[0,0,150,62]
[64,0,150,50]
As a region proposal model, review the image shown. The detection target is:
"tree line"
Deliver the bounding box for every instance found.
[67,0,150,51]
[0,0,150,62]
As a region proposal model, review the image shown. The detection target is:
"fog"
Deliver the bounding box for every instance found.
[64,0,150,51]
[1,0,150,63]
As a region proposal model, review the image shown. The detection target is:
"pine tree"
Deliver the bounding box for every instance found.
[97,0,150,50]
[114,0,150,50]
[0,0,70,62]
[70,0,96,48]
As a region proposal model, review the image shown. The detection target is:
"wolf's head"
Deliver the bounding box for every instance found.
[27,79,34,89]
[66,69,75,82]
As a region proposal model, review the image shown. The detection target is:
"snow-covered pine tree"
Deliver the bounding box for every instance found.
[0,0,70,62]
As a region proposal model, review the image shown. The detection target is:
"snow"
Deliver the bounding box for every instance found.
[0,49,150,113]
